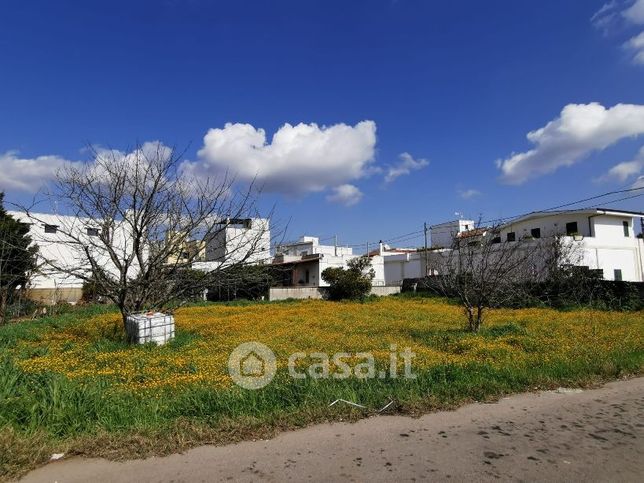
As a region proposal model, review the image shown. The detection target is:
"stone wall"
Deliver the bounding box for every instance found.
[268,285,401,301]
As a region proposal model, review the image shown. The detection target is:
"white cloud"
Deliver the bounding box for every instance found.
[458,188,481,199]
[592,0,644,29]
[496,103,644,184]
[183,121,377,196]
[597,146,644,182]
[384,152,429,183]
[632,175,644,188]
[0,142,172,194]
[624,31,644,63]
[89,141,173,180]
[0,151,79,193]
[326,184,363,206]
[593,1,644,64]
[623,0,644,24]
[591,1,621,33]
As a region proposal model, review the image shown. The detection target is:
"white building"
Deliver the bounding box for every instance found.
[272,236,385,287]
[193,218,271,272]
[494,208,644,282]
[381,208,644,285]
[430,219,475,248]
[9,211,138,303]
[377,243,448,286]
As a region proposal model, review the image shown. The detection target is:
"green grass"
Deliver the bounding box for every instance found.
[0,300,642,480]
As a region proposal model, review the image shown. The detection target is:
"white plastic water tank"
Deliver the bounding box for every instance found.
[125,312,175,345]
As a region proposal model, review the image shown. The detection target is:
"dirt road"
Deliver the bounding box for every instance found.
[21,377,644,482]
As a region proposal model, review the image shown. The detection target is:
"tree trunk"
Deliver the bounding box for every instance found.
[466,306,475,332]
[0,290,7,325]
[120,307,129,333]
[474,306,484,332]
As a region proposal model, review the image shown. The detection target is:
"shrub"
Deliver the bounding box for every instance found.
[321,256,374,301]
[206,265,275,302]
[402,275,643,311]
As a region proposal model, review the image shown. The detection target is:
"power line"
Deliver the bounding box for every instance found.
[471,186,644,227]
[275,187,644,253]
[355,187,643,252]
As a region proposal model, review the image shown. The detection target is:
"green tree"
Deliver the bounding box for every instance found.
[0,193,38,324]
[321,256,375,301]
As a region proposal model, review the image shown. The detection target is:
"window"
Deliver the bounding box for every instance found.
[530,228,541,239]
[491,236,501,244]
[565,222,578,236]
[623,221,629,237]
[614,269,622,281]
[506,232,516,242]
[86,227,99,237]
[464,224,469,230]
[44,224,58,234]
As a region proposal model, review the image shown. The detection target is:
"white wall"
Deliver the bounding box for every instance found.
[278,236,353,257]
[383,253,422,286]
[205,218,271,265]
[430,219,474,248]
[9,211,138,290]
[268,285,401,301]
[497,212,644,282]
[382,250,450,285]
[277,253,385,288]
[317,254,385,287]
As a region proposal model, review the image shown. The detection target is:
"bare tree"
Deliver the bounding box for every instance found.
[433,226,539,332]
[431,223,595,331]
[530,234,603,307]
[19,143,271,329]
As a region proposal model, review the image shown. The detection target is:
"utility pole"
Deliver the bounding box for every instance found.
[366,241,369,257]
[334,234,338,256]
[424,222,429,277]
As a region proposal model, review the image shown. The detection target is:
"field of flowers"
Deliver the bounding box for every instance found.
[1,296,643,478]
[9,298,644,394]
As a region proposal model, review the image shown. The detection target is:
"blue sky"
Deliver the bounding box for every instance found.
[1,0,644,250]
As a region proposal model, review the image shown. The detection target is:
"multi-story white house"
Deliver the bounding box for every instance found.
[377,243,450,286]
[192,217,271,272]
[381,208,644,285]
[272,236,385,287]
[9,211,139,303]
[430,219,475,248]
[494,208,644,282]
[203,218,271,264]
[11,212,273,302]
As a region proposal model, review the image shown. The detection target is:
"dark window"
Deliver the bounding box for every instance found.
[305,270,310,284]
[44,224,58,234]
[491,236,501,244]
[86,227,99,237]
[530,228,541,239]
[506,232,516,242]
[623,221,629,237]
[565,222,578,236]
[614,269,622,281]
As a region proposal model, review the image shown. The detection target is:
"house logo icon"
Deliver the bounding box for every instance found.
[228,342,277,389]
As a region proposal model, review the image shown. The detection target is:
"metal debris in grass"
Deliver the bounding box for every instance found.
[328,399,394,412]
